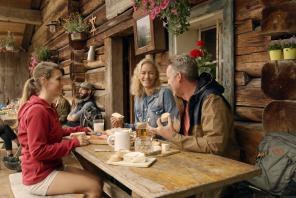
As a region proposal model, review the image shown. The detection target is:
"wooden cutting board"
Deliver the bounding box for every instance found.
[106,157,156,168]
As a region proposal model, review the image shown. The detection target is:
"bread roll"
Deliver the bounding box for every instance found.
[161,112,170,123]
[112,112,124,119]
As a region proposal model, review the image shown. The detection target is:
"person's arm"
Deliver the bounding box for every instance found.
[27,107,80,161]
[67,102,93,122]
[162,88,181,131]
[168,94,233,154]
[62,126,89,136]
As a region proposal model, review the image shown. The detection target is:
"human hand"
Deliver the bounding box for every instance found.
[76,135,89,146]
[110,116,124,128]
[147,116,177,140]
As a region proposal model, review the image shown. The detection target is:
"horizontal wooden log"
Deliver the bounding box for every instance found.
[84,4,107,27]
[95,54,105,63]
[47,32,69,50]
[236,106,263,122]
[63,65,70,74]
[263,100,296,133]
[95,46,105,55]
[58,45,71,61]
[235,71,251,86]
[236,31,270,49]
[235,121,265,164]
[85,60,105,69]
[236,52,269,64]
[261,61,296,100]
[61,74,72,90]
[87,15,133,47]
[261,2,296,36]
[81,0,104,16]
[235,19,253,34]
[85,67,106,89]
[236,83,272,108]
[236,62,265,77]
[236,46,267,56]
[0,6,41,25]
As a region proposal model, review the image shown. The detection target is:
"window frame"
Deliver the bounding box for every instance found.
[169,0,234,109]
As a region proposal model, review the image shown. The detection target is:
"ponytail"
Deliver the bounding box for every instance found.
[19,78,37,107]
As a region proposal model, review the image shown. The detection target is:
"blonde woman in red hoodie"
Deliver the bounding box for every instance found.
[18,62,102,197]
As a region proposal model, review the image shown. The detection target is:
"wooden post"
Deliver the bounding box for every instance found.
[104,37,124,128]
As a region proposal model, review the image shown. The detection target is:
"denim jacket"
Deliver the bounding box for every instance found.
[134,87,179,128]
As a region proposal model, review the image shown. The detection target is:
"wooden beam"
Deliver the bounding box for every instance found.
[22,0,42,50]
[0,6,41,25]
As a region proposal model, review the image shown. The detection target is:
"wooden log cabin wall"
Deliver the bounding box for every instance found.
[28,0,294,164]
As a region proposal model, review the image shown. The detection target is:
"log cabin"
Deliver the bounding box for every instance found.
[0,0,295,197]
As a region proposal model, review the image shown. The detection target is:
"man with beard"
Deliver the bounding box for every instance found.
[66,82,100,127]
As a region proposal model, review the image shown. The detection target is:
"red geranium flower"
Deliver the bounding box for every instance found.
[196,40,205,47]
[189,49,203,58]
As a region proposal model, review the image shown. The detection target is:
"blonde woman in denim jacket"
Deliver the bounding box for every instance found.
[111,58,179,129]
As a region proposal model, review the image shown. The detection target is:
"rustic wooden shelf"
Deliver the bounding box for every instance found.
[261,60,296,100]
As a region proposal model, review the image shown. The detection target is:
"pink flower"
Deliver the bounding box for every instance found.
[189,49,203,58]
[149,0,155,9]
[150,9,156,20]
[196,40,205,47]
[160,0,170,10]
[154,6,161,15]
[171,8,177,15]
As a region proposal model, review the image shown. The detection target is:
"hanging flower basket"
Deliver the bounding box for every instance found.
[133,0,191,35]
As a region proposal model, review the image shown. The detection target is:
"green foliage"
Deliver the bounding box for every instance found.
[35,47,51,61]
[0,39,5,48]
[63,12,90,33]
[268,43,282,51]
[283,42,296,49]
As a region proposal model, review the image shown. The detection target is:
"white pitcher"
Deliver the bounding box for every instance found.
[107,129,130,151]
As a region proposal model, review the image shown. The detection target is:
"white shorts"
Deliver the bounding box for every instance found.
[24,170,59,196]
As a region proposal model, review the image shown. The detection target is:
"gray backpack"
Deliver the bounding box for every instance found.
[248,132,296,195]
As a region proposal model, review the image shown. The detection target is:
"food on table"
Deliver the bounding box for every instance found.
[70,132,86,138]
[123,152,146,163]
[111,112,124,119]
[160,112,170,123]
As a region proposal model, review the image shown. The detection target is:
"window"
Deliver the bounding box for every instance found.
[171,10,223,81]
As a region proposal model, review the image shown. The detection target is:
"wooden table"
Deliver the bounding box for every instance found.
[0,113,17,126]
[74,144,260,198]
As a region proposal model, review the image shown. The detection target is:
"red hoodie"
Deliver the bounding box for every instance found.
[18,95,87,185]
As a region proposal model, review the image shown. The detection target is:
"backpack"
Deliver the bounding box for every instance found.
[248,132,296,195]
[80,105,102,129]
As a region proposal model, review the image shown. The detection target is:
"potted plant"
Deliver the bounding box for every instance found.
[268,41,283,61]
[63,12,90,41]
[189,40,216,77]
[5,31,15,51]
[35,47,51,61]
[283,39,296,60]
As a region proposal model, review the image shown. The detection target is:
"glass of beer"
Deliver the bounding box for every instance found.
[135,122,148,137]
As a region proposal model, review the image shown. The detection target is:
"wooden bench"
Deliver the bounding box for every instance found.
[9,173,79,198]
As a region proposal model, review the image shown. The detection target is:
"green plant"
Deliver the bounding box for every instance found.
[189,40,216,78]
[5,31,15,48]
[35,47,51,61]
[267,43,282,51]
[283,42,296,49]
[134,0,190,35]
[63,12,90,33]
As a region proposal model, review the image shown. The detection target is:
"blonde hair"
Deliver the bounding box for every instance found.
[19,62,63,107]
[130,58,161,97]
